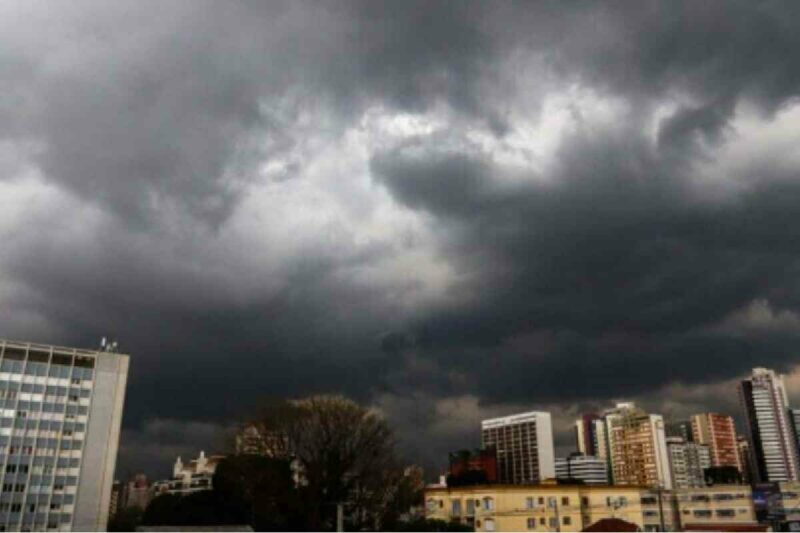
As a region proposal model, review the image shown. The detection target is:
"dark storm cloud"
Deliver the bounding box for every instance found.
[2,0,800,475]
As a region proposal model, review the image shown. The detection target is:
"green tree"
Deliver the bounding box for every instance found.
[253,395,403,530]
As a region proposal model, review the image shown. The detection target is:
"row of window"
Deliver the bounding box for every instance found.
[1,483,75,494]
[0,383,92,397]
[526,516,570,529]
[681,493,749,502]
[683,508,749,518]
[0,503,64,513]
[0,361,93,380]
[441,495,627,515]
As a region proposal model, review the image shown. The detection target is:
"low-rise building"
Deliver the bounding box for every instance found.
[675,485,757,531]
[425,483,649,532]
[764,481,800,531]
[425,483,758,532]
[152,451,225,496]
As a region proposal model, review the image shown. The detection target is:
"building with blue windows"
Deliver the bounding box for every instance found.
[0,339,129,532]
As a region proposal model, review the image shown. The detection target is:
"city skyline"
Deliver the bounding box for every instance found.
[3,0,800,481]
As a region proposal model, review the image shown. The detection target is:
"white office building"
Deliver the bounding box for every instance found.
[0,339,129,531]
[481,411,555,484]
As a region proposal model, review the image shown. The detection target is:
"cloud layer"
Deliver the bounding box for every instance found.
[2,0,800,477]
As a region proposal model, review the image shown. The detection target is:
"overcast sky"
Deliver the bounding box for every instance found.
[3,0,800,479]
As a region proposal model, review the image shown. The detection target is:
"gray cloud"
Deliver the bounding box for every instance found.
[2,0,800,476]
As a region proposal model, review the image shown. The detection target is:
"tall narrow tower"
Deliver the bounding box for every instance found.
[739,367,800,482]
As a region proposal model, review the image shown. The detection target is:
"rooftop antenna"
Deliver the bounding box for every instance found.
[100,337,119,353]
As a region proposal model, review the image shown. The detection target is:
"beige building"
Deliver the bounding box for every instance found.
[690,413,742,472]
[425,483,757,532]
[605,403,672,489]
[674,485,757,530]
[425,483,648,532]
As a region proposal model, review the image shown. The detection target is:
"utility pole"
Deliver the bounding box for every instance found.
[337,503,344,532]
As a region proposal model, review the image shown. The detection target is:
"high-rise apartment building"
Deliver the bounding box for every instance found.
[0,339,129,531]
[555,454,608,485]
[739,367,800,482]
[481,412,555,484]
[604,403,672,489]
[575,414,599,456]
[666,436,710,489]
[690,413,742,472]
[574,414,609,461]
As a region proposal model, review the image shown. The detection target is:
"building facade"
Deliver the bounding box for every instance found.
[424,483,757,532]
[481,412,555,485]
[0,339,129,531]
[555,455,608,485]
[737,436,754,484]
[674,484,758,531]
[690,413,742,472]
[152,451,224,496]
[605,403,673,489]
[666,437,710,489]
[739,367,800,482]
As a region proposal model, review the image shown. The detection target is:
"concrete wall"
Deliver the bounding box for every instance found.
[73,353,129,531]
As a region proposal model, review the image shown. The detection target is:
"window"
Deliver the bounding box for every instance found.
[693,510,712,518]
[49,503,61,511]
[10,503,21,513]
[539,517,546,525]
[482,497,495,511]
[14,483,25,492]
[451,500,461,515]
[17,411,27,418]
[716,509,736,518]
[484,518,495,532]
[549,517,558,529]
[27,504,35,513]
[526,497,534,509]
[581,497,589,507]
[527,518,536,529]
[563,516,571,526]
[5,464,16,473]
[561,497,569,506]
[547,497,556,509]
[466,499,475,515]
[538,497,544,505]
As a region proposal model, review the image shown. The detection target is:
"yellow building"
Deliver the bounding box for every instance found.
[424,483,758,532]
[674,485,758,530]
[425,483,649,532]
